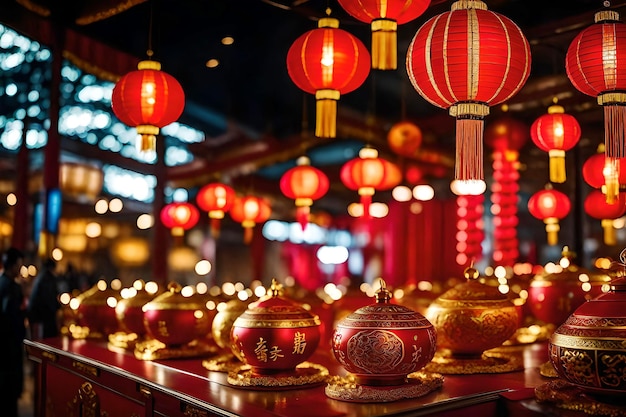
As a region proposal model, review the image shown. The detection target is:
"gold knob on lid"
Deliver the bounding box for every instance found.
[269,278,284,297]
[375,278,392,304]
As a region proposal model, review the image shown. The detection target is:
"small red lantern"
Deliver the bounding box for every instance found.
[286,13,370,139]
[530,100,581,183]
[406,0,531,182]
[340,147,401,217]
[484,114,529,152]
[196,182,236,238]
[584,189,626,246]
[112,60,185,153]
[582,147,626,204]
[528,187,571,246]
[229,195,271,244]
[337,0,431,70]
[387,120,423,157]
[566,9,626,160]
[280,157,329,231]
[160,202,199,237]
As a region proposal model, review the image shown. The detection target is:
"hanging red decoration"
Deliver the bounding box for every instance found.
[582,145,626,204]
[196,182,236,238]
[160,202,199,237]
[337,0,431,70]
[528,187,571,246]
[584,189,626,246]
[566,9,626,161]
[286,12,370,139]
[112,60,185,153]
[454,194,484,267]
[484,114,529,153]
[340,147,401,218]
[490,153,520,266]
[530,100,581,183]
[280,156,330,231]
[229,195,271,244]
[406,0,531,182]
[387,120,423,157]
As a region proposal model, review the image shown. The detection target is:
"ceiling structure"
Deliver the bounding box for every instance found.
[1,0,624,224]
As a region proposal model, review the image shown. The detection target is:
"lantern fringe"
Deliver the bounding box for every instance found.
[296,206,310,232]
[315,90,340,138]
[371,19,397,70]
[604,157,620,204]
[455,118,484,181]
[602,219,617,246]
[210,218,221,239]
[548,150,566,183]
[544,219,559,246]
[243,227,253,245]
[360,194,372,219]
[604,105,626,158]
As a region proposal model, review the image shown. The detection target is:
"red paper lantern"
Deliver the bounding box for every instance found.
[484,115,529,152]
[530,101,581,183]
[340,147,401,217]
[582,147,626,204]
[112,60,185,153]
[337,0,431,70]
[406,0,531,182]
[230,195,272,244]
[528,187,571,246]
[160,202,199,237]
[584,189,626,246]
[387,120,423,156]
[566,9,626,160]
[286,14,370,139]
[196,182,236,238]
[280,157,329,231]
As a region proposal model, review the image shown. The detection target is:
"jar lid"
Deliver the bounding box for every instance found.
[437,266,508,301]
[142,282,205,311]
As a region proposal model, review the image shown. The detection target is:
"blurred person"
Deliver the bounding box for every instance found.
[28,258,60,339]
[0,247,26,417]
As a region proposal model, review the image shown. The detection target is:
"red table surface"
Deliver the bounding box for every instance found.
[25,337,552,417]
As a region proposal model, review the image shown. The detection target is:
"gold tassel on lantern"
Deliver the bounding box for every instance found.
[548,149,566,183]
[315,89,340,138]
[601,219,617,246]
[544,218,560,246]
[450,103,490,182]
[136,125,159,153]
[603,157,620,204]
[598,92,626,159]
[371,19,397,70]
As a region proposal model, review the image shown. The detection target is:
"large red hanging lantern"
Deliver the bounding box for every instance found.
[286,13,370,139]
[406,0,531,183]
[584,189,626,246]
[280,156,330,231]
[530,100,581,183]
[195,182,236,238]
[582,146,626,204]
[112,60,185,153]
[229,195,271,244]
[528,187,571,246]
[340,147,401,217]
[337,0,431,70]
[566,9,626,161]
[160,202,199,237]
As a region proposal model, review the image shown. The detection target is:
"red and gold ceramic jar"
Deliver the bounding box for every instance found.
[332,279,436,386]
[142,282,211,346]
[115,280,160,336]
[231,280,321,375]
[529,247,611,326]
[74,279,121,337]
[549,276,626,396]
[425,267,519,358]
[212,298,248,354]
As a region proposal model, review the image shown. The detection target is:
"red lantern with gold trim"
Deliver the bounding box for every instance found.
[406,0,531,182]
[196,182,236,238]
[530,100,581,183]
[286,13,370,139]
[566,9,626,161]
[160,202,199,237]
[340,147,401,217]
[337,0,431,70]
[582,147,626,204]
[584,189,626,246]
[528,187,571,246]
[280,157,329,231]
[229,195,271,244]
[112,60,185,153]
